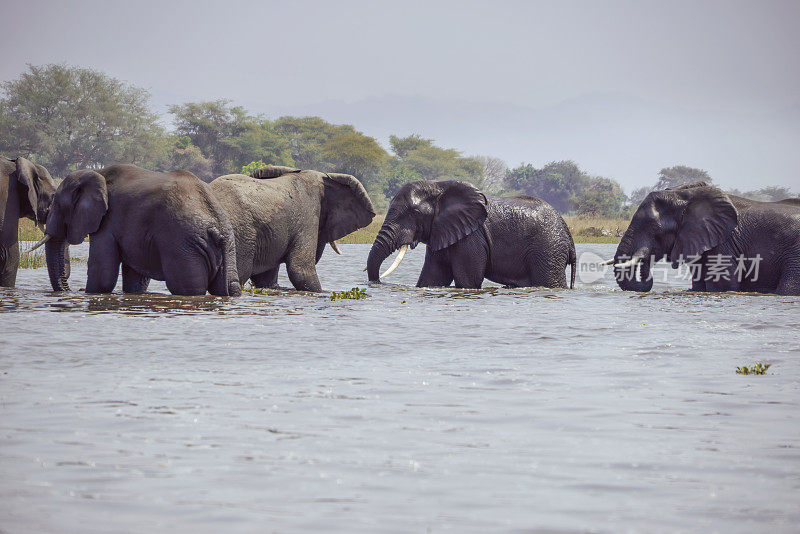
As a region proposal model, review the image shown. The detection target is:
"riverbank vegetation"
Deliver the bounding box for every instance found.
[338,214,629,244]
[18,247,86,269]
[3,64,795,243]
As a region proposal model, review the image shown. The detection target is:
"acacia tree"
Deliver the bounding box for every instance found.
[274,116,351,170]
[321,130,388,184]
[169,100,293,176]
[387,134,483,187]
[474,155,508,194]
[505,160,626,215]
[630,165,714,204]
[505,160,588,212]
[0,64,164,176]
[574,177,627,216]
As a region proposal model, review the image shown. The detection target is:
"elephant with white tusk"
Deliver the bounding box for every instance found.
[613,182,800,294]
[367,180,576,289]
[210,166,375,292]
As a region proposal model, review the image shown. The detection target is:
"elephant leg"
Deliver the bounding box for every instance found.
[122,264,151,293]
[163,261,212,296]
[451,252,486,289]
[417,248,454,287]
[0,243,19,287]
[85,234,121,293]
[525,251,568,289]
[0,267,15,288]
[448,235,487,289]
[250,267,280,288]
[776,263,800,295]
[285,245,322,292]
[688,262,707,291]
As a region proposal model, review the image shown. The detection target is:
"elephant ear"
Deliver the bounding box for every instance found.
[67,171,109,244]
[251,165,301,179]
[429,181,488,251]
[321,172,376,242]
[669,186,738,263]
[14,157,43,221]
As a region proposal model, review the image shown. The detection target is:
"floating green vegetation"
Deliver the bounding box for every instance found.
[330,287,368,300]
[242,285,271,295]
[736,362,771,375]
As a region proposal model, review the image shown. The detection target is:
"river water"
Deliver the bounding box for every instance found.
[1,243,798,533]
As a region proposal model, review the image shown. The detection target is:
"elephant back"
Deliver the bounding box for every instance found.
[251,166,301,179]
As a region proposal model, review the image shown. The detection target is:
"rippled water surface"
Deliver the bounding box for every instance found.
[2,243,799,533]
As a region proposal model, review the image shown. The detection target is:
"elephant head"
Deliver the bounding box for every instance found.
[613,182,738,291]
[320,172,376,250]
[250,165,375,253]
[367,180,487,281]
[38,169,109,290]
[3,156,57,227]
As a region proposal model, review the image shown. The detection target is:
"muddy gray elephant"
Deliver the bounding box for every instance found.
[367,180,576,289]
[210,166,375,292]
[35,164,240,296]
[1,156,56,287]
[610,182,800,295]
[209,165,375,291]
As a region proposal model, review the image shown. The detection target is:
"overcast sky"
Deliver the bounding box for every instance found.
[4,0,799,190]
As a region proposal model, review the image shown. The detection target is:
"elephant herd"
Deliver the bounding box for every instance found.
[2,156,800,296]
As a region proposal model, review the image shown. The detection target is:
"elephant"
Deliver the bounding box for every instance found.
[35,164,241,296]
[1,156,56,287]
[367,180,576,289]
[609,182,800,295]
[209,165,376,292]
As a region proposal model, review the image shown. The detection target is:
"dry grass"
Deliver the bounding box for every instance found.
[564,215,630,244]
[18,218,44,242]
[17,219,86,269]
[18,249,47,269]
[339,215,386,244]
[340,214,629,245]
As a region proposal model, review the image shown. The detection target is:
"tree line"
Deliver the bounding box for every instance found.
[1,65,794,215]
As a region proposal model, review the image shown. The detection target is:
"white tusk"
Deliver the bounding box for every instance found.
[614,256,642,269]
[598,258,615,265]
[380,244,408,279]
[25,233,51,253]
[329,241,342,255]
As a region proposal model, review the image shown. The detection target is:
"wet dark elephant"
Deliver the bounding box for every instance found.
[0,156,57,287]
[367,180,576,289]
[610,182,800,295]
[210,166,375,292]
[37,164,240,296]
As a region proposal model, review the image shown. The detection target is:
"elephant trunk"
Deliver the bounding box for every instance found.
[45,236,71,291]
[367,225,395,282]
[613,233,653,292]
[615,255,653,292]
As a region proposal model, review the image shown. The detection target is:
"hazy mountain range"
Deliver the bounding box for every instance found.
[233,93,799,193]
